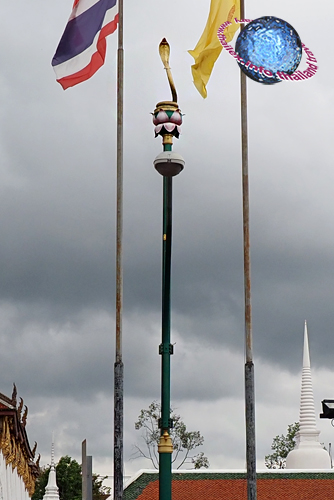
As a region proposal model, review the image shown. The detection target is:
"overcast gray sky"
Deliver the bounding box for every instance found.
[0,0,334,486]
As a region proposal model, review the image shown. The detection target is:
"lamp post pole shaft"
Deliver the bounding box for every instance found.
[161,175,172,424]
[159,144,173,500]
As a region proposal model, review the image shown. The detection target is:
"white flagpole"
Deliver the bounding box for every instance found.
[114,0,124,496]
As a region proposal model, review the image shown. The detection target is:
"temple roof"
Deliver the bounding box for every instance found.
[124,470,334,500]
[0,390,16,410]
[0,384,40,495]
[0,390,35,462]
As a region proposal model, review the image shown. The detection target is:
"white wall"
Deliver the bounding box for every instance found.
[0,452,31,500]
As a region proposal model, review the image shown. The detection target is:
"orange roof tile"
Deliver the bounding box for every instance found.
[125,472,334,500]
[137,478,334,500]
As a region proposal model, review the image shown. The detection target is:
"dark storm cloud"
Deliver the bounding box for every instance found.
[0,0,333,475]
[0,306,115,398]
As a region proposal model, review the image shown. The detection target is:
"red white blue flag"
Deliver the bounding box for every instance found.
[52,0,118,90]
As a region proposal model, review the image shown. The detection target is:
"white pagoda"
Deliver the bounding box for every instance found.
[43,438,59,500]
[286,321,331,469]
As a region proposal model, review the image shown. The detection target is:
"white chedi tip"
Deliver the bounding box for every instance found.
[299,321,317,431]
[286,321,331,469]
[43,435,60,500]
[51,433,55,469]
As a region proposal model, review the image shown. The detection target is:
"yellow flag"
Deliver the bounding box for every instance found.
[189,0,241,98]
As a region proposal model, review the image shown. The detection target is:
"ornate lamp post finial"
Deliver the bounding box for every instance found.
[159,38,177,103]
[153,40,183,152]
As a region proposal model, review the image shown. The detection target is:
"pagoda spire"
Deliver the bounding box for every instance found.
[51,434,55,468]
[286,321,331,469]
[299,321,317,431]
[43,434,60,500]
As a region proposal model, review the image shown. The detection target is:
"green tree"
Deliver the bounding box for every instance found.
[32,455,110,500]
[92,473,112,500]
[133,401,209,470]
[265,422,300,469]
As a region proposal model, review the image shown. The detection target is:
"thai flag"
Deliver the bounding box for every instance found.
[52,0,118,90]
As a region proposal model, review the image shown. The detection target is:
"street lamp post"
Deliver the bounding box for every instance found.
[320,400,334,420]
[153,39,185,500]
[319,400,334,468]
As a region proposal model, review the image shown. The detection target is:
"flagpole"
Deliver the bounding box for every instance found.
[239,0,257,499]
[114,0,124,496]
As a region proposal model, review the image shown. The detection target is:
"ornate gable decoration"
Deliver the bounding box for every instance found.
[0,384,39,496]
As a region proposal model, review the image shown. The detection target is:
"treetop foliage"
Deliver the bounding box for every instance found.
[133,401,209,470]
[265,422,300,469]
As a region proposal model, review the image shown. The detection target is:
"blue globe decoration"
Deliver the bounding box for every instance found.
[235,16,302,84]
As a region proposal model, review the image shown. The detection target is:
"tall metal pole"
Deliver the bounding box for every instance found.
[239,1,257,499]
[153,39,185,500]
[159,166,173,500]
[114,0,124,496]
[153,118,184,500]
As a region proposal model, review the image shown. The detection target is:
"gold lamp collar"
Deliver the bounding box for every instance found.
[158,431,173,454]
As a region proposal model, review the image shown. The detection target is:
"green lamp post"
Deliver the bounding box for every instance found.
[152,39,185,500]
